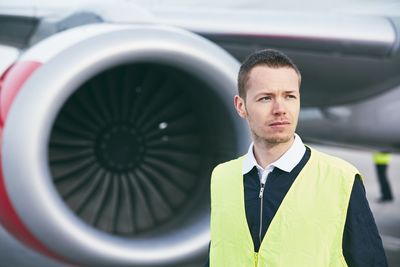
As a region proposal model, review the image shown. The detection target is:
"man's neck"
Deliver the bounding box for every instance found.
[253,137,295,169]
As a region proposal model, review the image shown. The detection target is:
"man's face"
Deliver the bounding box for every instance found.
[234,65,300,146]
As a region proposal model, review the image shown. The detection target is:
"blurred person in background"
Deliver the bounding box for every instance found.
[373,151,393,202]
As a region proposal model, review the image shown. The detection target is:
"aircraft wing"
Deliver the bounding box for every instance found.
[0,1,399,266]
[2,2,400,107]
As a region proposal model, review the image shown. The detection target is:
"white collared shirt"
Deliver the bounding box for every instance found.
[242,133,306,184]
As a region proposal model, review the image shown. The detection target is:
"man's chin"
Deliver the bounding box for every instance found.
[263,134,293,144]
[252,130,294,145]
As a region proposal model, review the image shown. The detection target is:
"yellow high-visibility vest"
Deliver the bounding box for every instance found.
[210,147,359,267]
[373,152,391,165]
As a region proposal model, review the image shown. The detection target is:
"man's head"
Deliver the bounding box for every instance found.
[234,49,302,147]
[238,49,301,99]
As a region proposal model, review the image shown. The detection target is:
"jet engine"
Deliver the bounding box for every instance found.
[0,24,249,266]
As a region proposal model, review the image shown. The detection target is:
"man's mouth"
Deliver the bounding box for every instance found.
[269,121,290,126]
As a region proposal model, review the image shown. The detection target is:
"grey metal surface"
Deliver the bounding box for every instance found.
[2,24,248,266]
[298,84,400,151]
[3,1,400,107]
[0,44,19,75]
[0,226,64,267]
[154,9,396,57]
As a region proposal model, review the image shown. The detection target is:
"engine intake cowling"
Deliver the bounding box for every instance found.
[0,24,249,266]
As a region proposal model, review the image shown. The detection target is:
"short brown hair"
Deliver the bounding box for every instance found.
[238,49,302,98]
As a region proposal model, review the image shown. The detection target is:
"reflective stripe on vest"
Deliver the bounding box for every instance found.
[210,147,358,267]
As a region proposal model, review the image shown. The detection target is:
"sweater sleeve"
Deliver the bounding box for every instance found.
[203,242,210,267]
[343,175,388,267]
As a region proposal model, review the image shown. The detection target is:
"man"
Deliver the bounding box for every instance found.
[373,151,393,202]
[206,49,387,266]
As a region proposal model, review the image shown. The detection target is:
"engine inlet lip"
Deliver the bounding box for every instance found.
[2,24,247,266]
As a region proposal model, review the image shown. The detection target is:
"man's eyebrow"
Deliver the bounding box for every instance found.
[254,92,274,98]
[284,90,298,93]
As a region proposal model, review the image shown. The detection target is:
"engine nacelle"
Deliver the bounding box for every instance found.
[0,24,249,266]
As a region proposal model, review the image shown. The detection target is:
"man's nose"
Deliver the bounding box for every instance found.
[272,99,286,115]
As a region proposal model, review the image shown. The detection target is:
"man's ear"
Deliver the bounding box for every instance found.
[234,95,247,118]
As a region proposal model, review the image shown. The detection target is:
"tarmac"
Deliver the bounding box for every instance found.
[0,145,399,266]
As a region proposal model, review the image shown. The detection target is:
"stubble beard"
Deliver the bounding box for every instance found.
[252,130,293,148]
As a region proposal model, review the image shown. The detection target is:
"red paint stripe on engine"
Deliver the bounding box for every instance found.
[0,61,42,126]
[0,61,70,264]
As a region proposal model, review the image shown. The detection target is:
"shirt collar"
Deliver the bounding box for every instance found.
[242,133,306,175]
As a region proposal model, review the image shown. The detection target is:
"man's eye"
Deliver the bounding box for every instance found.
[286,95,297,99]
[259,96,271,101]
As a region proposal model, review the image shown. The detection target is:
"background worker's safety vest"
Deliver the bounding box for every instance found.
[373,152,392,165]
[210,148,359,267]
